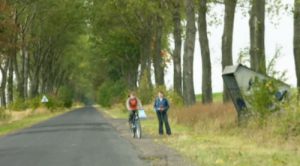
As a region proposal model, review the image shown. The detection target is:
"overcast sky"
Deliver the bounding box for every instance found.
[165,0,295,94]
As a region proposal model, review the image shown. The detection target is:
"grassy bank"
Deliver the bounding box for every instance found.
[101,102,300,166]
[0,108,69,136]
[196,92,223,103]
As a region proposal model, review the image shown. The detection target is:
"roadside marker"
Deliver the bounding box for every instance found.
[41,95,49,103]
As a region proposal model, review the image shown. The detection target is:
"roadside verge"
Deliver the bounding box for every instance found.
[96,105,196,166]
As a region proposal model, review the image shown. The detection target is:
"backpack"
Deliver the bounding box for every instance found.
[129,98,138,109]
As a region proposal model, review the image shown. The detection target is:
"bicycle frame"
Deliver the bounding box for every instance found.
[131,111,142,139]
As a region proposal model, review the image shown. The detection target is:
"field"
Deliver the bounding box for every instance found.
[196,92,223,103]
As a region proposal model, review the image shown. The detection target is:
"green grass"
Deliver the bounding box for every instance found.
[98,104,128,119]
[155,125,300,166]
[196,92,223,102]
[0,112,64,136]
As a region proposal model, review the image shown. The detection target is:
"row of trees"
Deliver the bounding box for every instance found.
[1,0,299,108]
[89,0,300,106]
[0,0,86,107]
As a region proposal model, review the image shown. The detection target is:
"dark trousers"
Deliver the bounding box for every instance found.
[129,110,137,123]
[156,111,171,135]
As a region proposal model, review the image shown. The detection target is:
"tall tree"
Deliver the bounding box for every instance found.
[183,0,196,106]
[153,2,165,86]
[249,0,266,74]
[0,59,9,107]
[294,0,300,94]
[7,8,18,104]
[222,0,237,102]
[17,3,36,100]
[198,0,212,104]
[0,0,15,107]
[170,0,183,96]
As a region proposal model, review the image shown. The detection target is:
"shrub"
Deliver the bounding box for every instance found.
[137,71,153,104]
[0,108,10,120]
[44,95,64,111]
[27,97,41,109]
[7,97,43,111]
[5,93,71,113]
[97,80,127,107]
[245,78,286,126]
[275,95,300,137]
[58,86,74,108]
[8,98,29,111]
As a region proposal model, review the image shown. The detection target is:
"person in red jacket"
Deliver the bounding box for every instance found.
[126,92,142,124]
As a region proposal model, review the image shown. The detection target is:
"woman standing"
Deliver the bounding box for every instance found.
[153,91,171,135]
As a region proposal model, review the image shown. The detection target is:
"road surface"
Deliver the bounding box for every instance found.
[0,107,147,166]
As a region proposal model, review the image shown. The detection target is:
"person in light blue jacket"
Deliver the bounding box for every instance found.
[153,91,171,135]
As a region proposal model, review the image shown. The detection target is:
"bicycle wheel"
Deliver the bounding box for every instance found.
[135,120,142,139]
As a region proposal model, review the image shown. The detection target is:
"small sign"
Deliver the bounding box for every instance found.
[41,95,49,103]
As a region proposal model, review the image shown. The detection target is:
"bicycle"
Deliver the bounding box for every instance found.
[130,111,142,139]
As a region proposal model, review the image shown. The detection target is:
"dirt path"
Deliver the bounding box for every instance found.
[101,112,196,166]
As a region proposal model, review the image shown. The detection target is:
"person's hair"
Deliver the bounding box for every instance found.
[158,91,164,95]
[129,91,136,96]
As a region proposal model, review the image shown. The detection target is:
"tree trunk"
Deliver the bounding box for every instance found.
[18,48,25,100]
[123,53,139,89]
[249,0,266,74]
[198,0,212,104]
[30,40,49,97]
[17,30,27,100]
[30,69,40,97]
[24,47,29,98]
[294,0,300,95]
[139,32,153,89]
[172,0,183,96]
[126,67,138,89]
[8,53,14,104]
[31,47,43,97]
[153,15,165,86]
[222,0,237,102]
[0,60,9,108]
[183,0,196,106]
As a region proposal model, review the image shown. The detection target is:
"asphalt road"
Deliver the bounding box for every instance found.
[0,107,147,166]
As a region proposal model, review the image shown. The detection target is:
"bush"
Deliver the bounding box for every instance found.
[58,86,74,108]
[97,80,127,107]
[137,71,153,104]
[244,78,286,126]
[8,98,29,111]
[275,95,300,137]
[7,97,43,111]
[0,108,10,120]
[44,95,64,111]
[27,97,41,109]
[5,93,71,113]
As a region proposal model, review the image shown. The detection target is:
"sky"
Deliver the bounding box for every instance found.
[164,0,295,94]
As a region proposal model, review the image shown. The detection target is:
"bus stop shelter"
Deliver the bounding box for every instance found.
[222,64,290,119]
